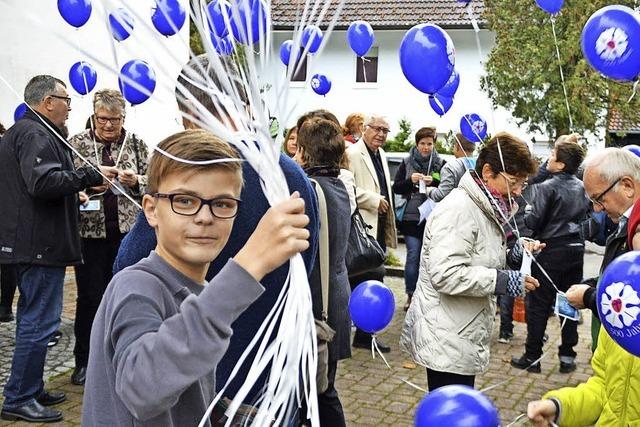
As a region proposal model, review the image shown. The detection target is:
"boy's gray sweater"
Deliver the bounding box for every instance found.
[82,251,264,426]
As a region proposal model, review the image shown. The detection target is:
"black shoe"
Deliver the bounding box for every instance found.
[559,361,577,373]
[1,401,63,422]
[498,332,513,344]
[542,333,549,344]
[47,330,62,348]
[37,390,66,406]
[53,330,63,340]
[71,366,87,386]
[353,339,391,353]
[0,306,14,322]
[510,355,541,373]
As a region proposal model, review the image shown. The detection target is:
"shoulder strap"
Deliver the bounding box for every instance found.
[309,178,330,319]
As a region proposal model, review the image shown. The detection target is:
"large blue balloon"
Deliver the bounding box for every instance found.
[460,113,487,143]
[624,144,640,158]
[535,0,564,14]
[400,24,455,95]
[437,69,460,98]
[118,60,157,105]
[151,0,186,36]
[109,8,135,42]
[347,21,375,57]
[14,103,27,123]
[302,25,323,54]
[57,0,92,28]
[429,94,454,117]
[597,251,640,357]
[69,61,97,96]
[415,385,500,427]
[581,5,640,82]
[210,34,234,56]
[207,0,231,38]
[349,280,395,333]
[311,74,331,96]
[230,0,268,45]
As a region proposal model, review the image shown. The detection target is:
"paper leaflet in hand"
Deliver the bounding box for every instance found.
[520,247,533,276]
[418,198,436,224]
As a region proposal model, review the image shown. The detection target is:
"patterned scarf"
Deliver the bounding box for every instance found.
[409,146,440,175]
[471,171,517,225]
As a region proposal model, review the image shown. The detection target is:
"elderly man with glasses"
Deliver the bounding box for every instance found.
[0,75,106,422]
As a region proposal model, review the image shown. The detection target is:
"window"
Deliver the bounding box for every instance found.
[356,47,378,83]
[289,55,308,82]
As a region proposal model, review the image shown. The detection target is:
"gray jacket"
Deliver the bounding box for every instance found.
[426,157,476,202]
[401,172,507,376]
[82,251,264,426]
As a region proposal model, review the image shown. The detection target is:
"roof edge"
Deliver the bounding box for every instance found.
[272,23,488,31]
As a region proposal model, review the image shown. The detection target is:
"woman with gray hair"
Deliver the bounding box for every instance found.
[67,88,149,386]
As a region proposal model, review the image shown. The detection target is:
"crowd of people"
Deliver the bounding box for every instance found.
[0,59,639,426]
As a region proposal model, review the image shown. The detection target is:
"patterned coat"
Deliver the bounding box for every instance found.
[69,129,149,239]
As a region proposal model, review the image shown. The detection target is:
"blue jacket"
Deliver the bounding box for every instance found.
[113,153,319,402]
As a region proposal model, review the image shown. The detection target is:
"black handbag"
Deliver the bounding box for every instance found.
[346,206,385,277]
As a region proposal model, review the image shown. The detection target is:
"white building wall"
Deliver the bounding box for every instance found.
[0,0,189,147]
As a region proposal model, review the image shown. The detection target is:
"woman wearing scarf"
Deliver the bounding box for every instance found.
[392,127,445,311]
[401,132,542,391]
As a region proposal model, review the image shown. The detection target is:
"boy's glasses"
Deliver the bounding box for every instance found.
[153,193,241,218]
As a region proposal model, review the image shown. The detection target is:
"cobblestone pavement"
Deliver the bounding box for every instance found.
[0,251,603,426]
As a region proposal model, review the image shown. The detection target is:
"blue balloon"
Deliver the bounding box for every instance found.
[207,0,231,38]
[302,25,323,54]
[400,24,455,95]
[210,33,234,56]
[14,103,27,123]
[118,60,157,105]
[310,74,331,96]
[109,8,135,42]
[349,280,395,333]
[69,61,97,95]
[151,0,186,36]
[460,113,487,143]
[535,0,564,14]
[415,385,500,427]
[230,0,268,45]
[57,0,92,28]
[597,251,640,357]
[347,21,375,57]
[581,5,640,82]
[429,94,454,117]
[280,40,294,65]
[437,69,460,98]
[624,144,640,158]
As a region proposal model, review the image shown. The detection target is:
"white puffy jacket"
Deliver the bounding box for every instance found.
[401,171,509,376]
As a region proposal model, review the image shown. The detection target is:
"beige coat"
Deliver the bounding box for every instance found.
[400,172,508,375]
[346,140,397,249]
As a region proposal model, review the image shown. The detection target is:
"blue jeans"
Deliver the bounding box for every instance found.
[404,235,422,295]
[2,265,65,408]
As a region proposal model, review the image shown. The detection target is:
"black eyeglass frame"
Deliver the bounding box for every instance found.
[49,94,72,106]
[153,193,242,219]
[590,178,621,208]
[95,116,123,125]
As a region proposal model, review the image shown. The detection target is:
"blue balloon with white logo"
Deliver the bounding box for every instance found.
[69,61,97,95]
[207,0,231,38]
[581,5,640,82]
[118,60,156,105]
[460,113,487,143]
[109,8,135,42]
[349,280,395,334]
[57,0,92,28]
[347,20,375,57]
[302,25,323,54]
[597,251,640,357]
[624,144,640,158]
[415,385,500,427]
[210,34,234,56]
[230,0,268,45]
[400,24,455,95]
[151,0,186,36]
[310,74,331,96]
[535,0,564,14]
[429,94,454,117]
[14,103,27,123]
[437,69,460,98]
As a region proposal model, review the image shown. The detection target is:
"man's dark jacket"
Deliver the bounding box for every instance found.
[0,110,101,266]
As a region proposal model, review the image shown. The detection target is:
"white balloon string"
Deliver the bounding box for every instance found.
[505,413,527,427]
[550,17,574,132]
[628,79,639,103]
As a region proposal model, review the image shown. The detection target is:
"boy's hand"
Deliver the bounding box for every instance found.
[234,192,310,282]
[527,400,557,426]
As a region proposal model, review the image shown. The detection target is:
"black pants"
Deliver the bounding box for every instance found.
[74,234,124,367]
[427,368,475,392]
[524,244,583,361]
[0,264,18,310]
[317,360,346,427]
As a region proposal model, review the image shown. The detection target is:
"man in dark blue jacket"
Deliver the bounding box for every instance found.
[0,75,105,423]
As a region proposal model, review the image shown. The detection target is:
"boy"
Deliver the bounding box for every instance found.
[82,129,310,426]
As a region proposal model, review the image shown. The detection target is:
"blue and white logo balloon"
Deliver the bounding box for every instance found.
[429,94,454,117]
[460,113,487,143]
[347,20,375,57]
[311,74,331,96]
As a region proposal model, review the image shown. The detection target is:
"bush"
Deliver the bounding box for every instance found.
[385,118,413,152]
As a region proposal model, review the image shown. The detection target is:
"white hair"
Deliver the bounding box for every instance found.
[583,147,640,182]
[364,114,389,127]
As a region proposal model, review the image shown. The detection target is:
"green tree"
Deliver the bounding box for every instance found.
[385,118,413,152]
[482,0,640,142]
